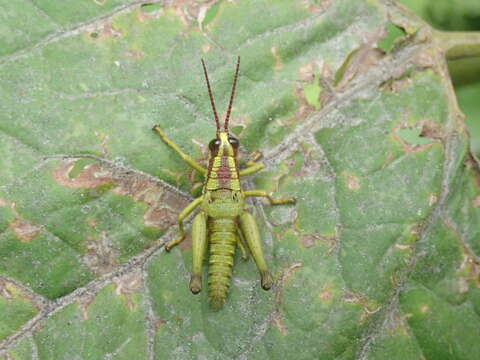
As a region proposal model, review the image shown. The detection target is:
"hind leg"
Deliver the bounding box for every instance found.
[190,211,207,294]
[239,211,273,290]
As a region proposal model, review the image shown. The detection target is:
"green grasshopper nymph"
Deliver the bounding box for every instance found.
[152,57,295,309]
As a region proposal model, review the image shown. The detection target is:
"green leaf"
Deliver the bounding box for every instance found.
[1,0,479,358]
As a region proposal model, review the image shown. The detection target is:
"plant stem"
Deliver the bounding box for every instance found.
[435,30,480,60]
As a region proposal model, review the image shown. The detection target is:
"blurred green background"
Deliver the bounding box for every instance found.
[398,0,480,155]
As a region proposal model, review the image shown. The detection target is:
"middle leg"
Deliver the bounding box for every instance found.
[165,197,203,251]
[243,190,295,205]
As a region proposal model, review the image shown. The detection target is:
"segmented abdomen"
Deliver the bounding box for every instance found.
[208,218,237,309]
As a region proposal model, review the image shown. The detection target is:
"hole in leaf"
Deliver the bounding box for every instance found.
[397,128,435,146]
[201,2,221,28]
[140,3,162,13]
[377,22,406,53]
[303,75,322,110]
[68,159,97,179]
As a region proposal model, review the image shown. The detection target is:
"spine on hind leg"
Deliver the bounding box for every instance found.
[208,218,237,309]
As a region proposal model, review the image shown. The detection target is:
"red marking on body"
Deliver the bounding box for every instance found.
[218,156,231,188]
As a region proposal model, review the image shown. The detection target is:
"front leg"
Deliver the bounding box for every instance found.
[152,125,207,175]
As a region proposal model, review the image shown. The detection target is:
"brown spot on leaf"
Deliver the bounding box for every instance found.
[301,0,331,12]
[270,263,302,337]
[272,315,287,336]
[319,289,332,301]
[87,219,97,228]
[87,23,122,40]
[280,262,302,285]
[271,47,282,71]
[52,161,113,188]
[293,144,324,178]
[419,120,444,141]
[273,262,302,308]
[0,278,44,309]
[113,270,142,311]
[344,173,360,190]
[53,159,190,232]
[411,50,436,69]
[124,49,145,60]
[167,0,207,26]
[335,45,384,92]
[343,291,380,323]
[428,193,438,206]
[300,233,336,252]
[154,317,167,330]
[420,304,429,313]
[301,234,317,248]
[473,196,480,208]
[457,251,480,289]
[8,203,41,242]
[381,76,413,93]
[78,296,94,321]
[113,173,189,230]
[202,43,212,53]
[0,279,13,300]
[9,218,41,243]
[83,232,119,275]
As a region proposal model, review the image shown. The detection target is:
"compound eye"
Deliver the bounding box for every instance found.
[209,138,221,152]
[228,137,239,149]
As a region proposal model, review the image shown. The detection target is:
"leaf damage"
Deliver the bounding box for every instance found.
[334,44,385,91]
[166,0,213,27]
[7,203,41,243]
[343,172,360,190]
[86,23,122,40]
[84,231,120,275]
[52,158,190,232]
[53,161,113,188]
[301,0,332,13]
[113,270,142,311]
[0,278,43,310]
[393,121,443,153]
[138,3,164,21]
[342,291,381,323]
[271,261,303,336]
[296,60,334,117]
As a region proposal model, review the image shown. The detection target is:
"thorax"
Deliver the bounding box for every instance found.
[205,154,240,192]
[202,189,244,218]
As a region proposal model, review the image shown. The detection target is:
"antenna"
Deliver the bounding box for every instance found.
[201,59,220,133]
[224,56,240,131]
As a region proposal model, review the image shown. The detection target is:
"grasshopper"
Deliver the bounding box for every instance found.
[152,57,295,309]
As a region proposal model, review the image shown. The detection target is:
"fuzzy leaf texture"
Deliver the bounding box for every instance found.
[0,0,479,359]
